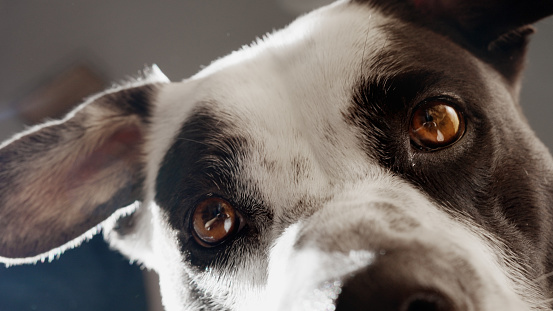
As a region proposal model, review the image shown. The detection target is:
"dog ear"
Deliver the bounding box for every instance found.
[412,0,553,81]
[0,81,162,263]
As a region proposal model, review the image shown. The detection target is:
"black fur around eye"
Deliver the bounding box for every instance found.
[191,197,244,248]
[409,100,465,150]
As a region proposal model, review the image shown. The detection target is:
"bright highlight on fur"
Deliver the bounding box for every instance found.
[1,1,553,310]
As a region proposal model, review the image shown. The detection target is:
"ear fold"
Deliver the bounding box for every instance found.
[412,0,553,81]
[0,81,162,262]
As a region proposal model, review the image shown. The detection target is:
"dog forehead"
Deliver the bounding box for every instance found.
[148,2,393,183]
[156,0,485,148]
[148,0,487,217]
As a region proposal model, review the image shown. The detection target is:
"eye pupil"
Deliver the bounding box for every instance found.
[424,111,433,122]
[192,198,238,246]
[410,100,464,150]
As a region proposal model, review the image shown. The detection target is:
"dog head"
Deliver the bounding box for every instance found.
[2,0,553,310]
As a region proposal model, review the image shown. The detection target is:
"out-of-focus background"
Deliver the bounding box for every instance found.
[0,1,551,311]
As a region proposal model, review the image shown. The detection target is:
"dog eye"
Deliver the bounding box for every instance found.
[409,100,465,150]
[191,197,241,247]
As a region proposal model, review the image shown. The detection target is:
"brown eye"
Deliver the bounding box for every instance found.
[192,197,240,247]
[410,100,465,150]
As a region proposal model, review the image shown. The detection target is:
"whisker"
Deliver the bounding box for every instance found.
[534,271,553,283]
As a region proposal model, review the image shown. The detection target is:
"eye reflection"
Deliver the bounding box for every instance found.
[192,197,239,247]
[410,100,465,150]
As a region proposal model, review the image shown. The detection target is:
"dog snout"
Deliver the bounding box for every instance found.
[288,198,482,310]
[267,193,530,311]
[334,250,467,311]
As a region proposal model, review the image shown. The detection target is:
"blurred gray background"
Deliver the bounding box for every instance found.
[0,1,551,311]
[1,1,551,146]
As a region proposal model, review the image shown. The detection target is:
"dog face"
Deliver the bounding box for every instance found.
[1,0,553,310]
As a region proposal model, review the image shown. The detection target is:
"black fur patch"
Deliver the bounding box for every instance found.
[154,105,272,270]
[345,17,553,290]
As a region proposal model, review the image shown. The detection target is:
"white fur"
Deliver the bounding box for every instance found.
[115,2,544,310]
[0,1,549,310]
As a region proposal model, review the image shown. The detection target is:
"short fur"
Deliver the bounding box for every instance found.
[1,0,553,310]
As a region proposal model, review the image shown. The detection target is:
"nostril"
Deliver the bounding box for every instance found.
[403,292,452,311]
[405,299,440,311]
[335,263,459,311]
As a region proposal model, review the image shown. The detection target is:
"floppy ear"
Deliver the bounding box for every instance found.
[0,77,164,262]
[413,0,553,81]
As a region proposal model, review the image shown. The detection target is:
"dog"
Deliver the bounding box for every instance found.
[1,0,553,310]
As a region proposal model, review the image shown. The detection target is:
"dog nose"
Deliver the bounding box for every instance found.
[335,272,455,311]
[334,252,463,311]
